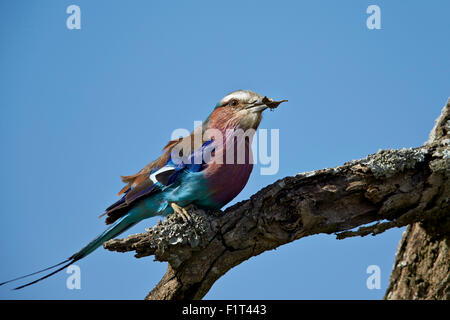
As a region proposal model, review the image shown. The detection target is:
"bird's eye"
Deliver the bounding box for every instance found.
[230,99,238,107]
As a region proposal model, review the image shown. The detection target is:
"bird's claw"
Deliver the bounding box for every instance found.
[171,203,194,224]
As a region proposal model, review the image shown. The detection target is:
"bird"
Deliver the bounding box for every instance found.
[0,90,287,290]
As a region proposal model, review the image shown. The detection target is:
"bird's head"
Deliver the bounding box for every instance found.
[208,90,287,131]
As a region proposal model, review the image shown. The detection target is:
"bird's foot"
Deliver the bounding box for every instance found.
[170,203,194,223]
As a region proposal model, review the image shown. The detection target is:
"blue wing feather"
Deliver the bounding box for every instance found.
[101,139,213,224]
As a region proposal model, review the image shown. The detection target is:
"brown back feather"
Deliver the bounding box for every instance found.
[117,127,206,196]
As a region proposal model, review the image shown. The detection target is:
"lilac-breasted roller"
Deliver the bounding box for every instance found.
[1,90,287,289]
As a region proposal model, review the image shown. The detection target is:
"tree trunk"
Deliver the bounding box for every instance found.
[104,98,450,300]
[384,223,449,299]
[384,99,450,300]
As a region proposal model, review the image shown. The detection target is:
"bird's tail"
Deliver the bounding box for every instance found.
[0,214,137,290]
[69,214,138,262]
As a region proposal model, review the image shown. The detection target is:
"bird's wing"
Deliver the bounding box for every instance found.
[100,135,212,225]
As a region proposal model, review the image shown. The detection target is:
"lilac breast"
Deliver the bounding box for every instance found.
[203,137,254,207]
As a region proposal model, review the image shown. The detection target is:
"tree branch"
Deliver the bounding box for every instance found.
[104,98,449,300]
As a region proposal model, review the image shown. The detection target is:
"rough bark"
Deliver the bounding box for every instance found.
[104,98,449,300]
[384,99,450,300]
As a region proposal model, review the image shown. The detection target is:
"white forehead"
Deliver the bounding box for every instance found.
[220,90,262,105]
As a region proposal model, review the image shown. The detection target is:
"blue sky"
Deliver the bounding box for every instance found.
[0,0,448,299]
